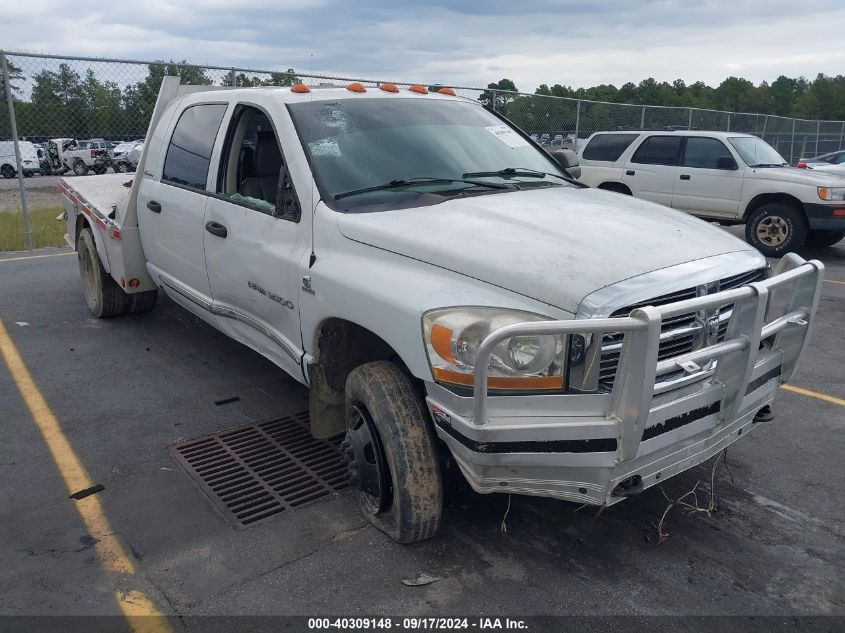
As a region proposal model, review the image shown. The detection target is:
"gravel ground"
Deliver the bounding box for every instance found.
[0,175,65,211]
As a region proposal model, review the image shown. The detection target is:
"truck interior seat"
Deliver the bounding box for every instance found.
[240,131,281,203]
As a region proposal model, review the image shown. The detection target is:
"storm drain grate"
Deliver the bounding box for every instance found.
[170,411,349,529]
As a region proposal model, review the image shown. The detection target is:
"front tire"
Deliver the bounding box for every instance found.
[805,229,845,249]
[745,203,807,257]
[78,228,128,318]
[73,160,89,176]
[1,164,15,179]
[342,361,442,543]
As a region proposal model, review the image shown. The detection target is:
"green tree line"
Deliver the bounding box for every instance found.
[483,74,845,120]
[1,61,300,140]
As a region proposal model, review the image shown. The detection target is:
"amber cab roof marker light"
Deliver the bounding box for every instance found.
[379,83,400,93]
[437,87,457,96]
[347,82,367,93]
[409,84,428,94]
[291,83,310,94]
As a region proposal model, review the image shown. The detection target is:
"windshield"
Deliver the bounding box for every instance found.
[288,97,571,211]
[728,136,787,167]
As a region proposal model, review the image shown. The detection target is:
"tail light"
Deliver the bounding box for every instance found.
[796,161,808,168]
[90,149,97,158]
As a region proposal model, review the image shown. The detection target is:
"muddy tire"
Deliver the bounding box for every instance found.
[73,160,89,176]
[127,289,158,314]
[343,361,442,543]
[804,229,844,249]
[78,228,128,318]
[745,202,807,257]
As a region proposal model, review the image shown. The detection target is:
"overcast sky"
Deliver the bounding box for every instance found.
[2,0,844,92]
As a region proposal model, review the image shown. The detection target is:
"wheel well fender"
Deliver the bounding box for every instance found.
[743,193,805,221]
[311,317,409,393]
[597,181,632,195]
[305,317,422,439]
[75,215,111,273]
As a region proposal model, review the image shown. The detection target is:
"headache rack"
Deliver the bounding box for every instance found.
[470,254,823,459]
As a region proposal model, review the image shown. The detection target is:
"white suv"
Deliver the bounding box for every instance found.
[577,130,845,255]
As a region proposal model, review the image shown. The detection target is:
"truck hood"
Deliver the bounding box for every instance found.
[748,165,845,184]
[337,186,759,313]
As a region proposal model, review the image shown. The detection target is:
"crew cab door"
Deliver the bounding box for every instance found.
[672,136,744,218]
[622,135,682,207]
[138,102,228,315]
[203,103,310,379]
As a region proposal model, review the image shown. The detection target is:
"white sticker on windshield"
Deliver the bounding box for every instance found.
[485,125,529,148]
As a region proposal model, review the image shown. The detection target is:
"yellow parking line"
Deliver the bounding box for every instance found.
[781,384,845,407]
[0,319,173,631]
[0,251,74,263]
[825,278,845,286]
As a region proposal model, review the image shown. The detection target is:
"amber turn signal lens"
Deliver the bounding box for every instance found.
[432,368,563,391]
[379,83,399,93]
[409,84,428,94]
[430,324,455,363]
[347,82,366,93]
[437,87,456,96]
[291,83,310,93]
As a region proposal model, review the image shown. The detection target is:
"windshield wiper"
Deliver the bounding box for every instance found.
[463,167,576,184]
[749,163,788,168]
[335,177,510,200]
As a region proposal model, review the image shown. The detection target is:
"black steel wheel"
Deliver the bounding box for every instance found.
[342,404,391,515]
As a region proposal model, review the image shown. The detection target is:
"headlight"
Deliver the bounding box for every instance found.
[422,307,566,391]
[818,186,845,201]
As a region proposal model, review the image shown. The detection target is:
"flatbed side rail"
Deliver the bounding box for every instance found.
[471,256,825,461]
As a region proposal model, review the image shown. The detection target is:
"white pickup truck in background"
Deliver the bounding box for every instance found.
[577,130,845,255]
[60,77,823,543]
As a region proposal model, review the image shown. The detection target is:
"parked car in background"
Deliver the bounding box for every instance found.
[60,139,112,175]
[112,141,144,173]
[797,149,845,169]
[110,140,142,159]
[0,140,41,178]
[578,130,845,254]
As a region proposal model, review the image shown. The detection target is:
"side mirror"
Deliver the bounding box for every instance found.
[275,164,301,222]
[717,156,738,170]
[551,149,580,179]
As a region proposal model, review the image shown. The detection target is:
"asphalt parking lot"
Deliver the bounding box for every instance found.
[0,239,843,629]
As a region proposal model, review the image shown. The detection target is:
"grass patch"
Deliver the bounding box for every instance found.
[0,208,66,252]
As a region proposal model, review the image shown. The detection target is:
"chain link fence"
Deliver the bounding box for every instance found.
[2,51,844,251]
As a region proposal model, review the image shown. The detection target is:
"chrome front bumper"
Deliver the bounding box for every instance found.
[425,254,825,506]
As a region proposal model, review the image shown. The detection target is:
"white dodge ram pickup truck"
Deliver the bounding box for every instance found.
[61,78,824,543]
[577,130,845,255]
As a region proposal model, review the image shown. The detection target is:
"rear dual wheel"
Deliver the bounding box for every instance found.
[78,228,157,318]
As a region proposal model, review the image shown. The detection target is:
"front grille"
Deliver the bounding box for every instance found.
[598,268,766,391]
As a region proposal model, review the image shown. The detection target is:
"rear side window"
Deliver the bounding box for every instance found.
[163,103,228,190]
[582,134,639,162]
[631,136,682,166]
[682,137,734,169]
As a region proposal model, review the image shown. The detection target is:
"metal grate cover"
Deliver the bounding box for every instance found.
[170,412,349,529]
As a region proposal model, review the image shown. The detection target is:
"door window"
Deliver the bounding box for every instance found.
[163,103,227,190]
[631,136,683,165]
[217,106,284,215]
[683,137,734,169]
[582,134,640,162]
